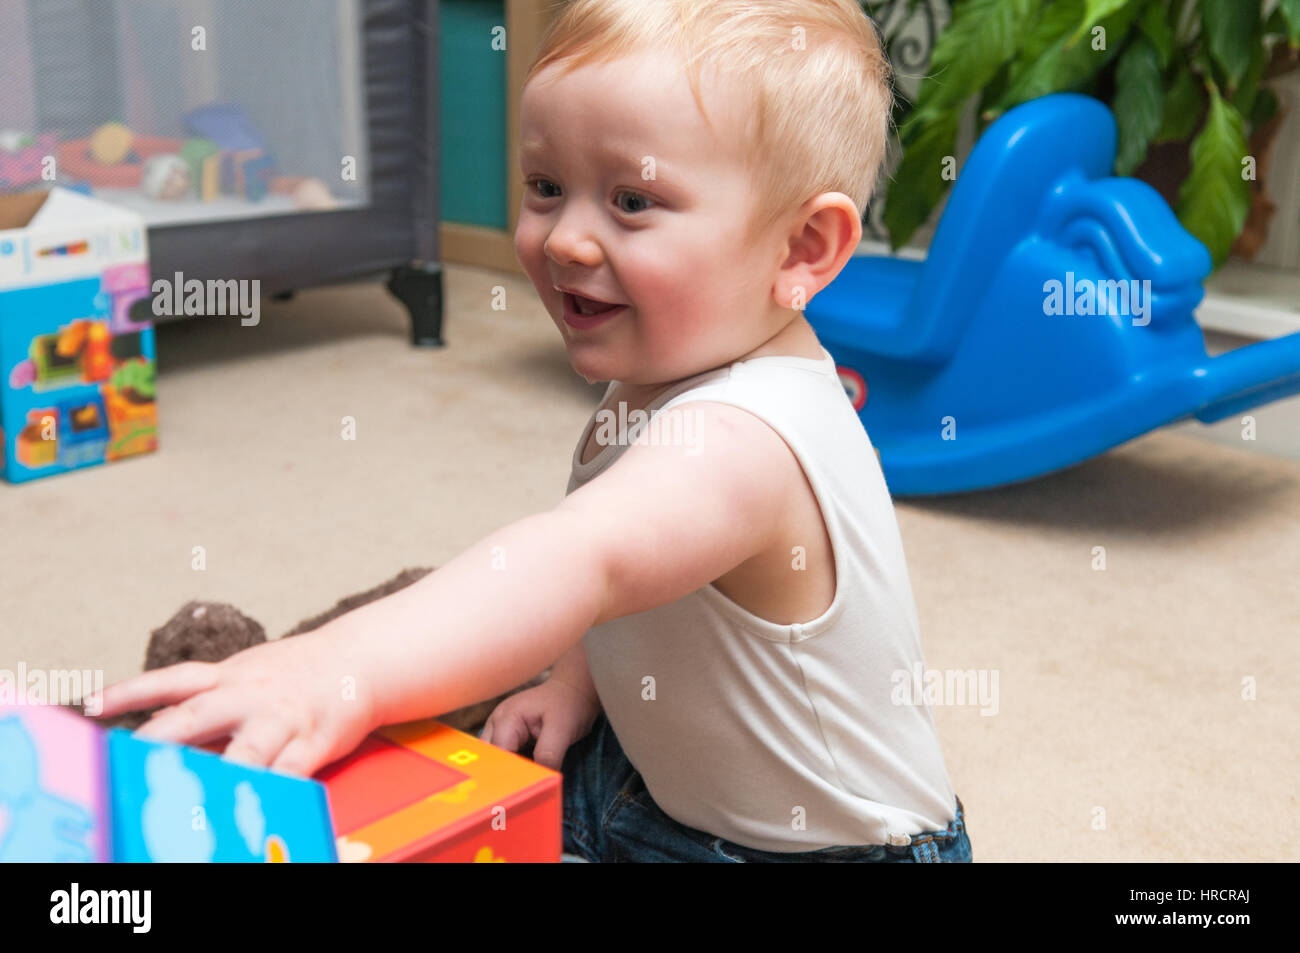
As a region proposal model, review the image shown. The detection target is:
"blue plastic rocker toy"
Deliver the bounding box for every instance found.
[808,92,1300,496]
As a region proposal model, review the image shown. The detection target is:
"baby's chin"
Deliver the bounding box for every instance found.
[566,352,615,386]
[556,329,622,384]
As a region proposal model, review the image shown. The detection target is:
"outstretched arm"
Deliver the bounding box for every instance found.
[94,401,789,775]
[334,507,611,727]
[330,399,790,726]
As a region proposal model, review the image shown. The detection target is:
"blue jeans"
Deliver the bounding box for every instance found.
[560,712,972,863]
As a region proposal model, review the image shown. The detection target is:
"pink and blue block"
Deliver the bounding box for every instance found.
[0,705,336,862]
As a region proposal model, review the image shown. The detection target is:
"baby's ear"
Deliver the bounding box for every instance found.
[777,193,862,308]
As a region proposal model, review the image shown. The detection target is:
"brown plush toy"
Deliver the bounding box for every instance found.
[100,568,548,743]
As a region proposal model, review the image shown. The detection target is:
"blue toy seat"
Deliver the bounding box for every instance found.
[808,93,1300,496]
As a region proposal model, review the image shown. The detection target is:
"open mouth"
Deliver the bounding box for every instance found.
[568,292,620,316]
[561,291,627,329]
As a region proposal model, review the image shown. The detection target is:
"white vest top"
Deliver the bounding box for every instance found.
[565,347,957,852]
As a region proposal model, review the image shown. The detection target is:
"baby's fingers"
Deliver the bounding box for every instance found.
[270,732,337,777]
[92,662,219,719]
[223,717,297,769]
[532,709,584,770]
[134,691,244,747]
[481,711,532,753]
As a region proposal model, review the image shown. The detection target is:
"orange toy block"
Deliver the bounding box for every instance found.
[315,719,562,863]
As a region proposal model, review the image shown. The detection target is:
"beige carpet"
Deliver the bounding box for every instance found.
[3,262,1297,861]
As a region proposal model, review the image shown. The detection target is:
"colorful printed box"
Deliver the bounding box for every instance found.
[1,705,561,863]
[0,188,156,483]
[109,729,336,863]
[317,719,562,863]
[0,133,57,192]
[0,704,111,861]
[0,704,336,863]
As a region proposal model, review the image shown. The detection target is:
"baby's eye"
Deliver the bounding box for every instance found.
[614,190,654,214]
[528,178,561,198]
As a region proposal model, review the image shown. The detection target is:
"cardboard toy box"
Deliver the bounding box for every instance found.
[1,706,562,863]
[0,704,337,862]
[317,719,563,863]
[0,704,111,861]
[0,188,156,484]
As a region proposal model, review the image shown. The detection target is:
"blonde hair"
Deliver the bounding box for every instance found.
[524,0,893,242]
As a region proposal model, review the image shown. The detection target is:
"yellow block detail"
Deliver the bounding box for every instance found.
[264,835,289,863]
[429,779,478,804]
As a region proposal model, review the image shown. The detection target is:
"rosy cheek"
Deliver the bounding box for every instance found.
[513,218,539,255]
[513,224,547,279]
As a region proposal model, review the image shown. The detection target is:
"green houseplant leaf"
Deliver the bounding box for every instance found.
[914,0,1041,112]
[1279,0,1300,47]
[982,0,1085,116]
[1113,35,1164,175]
[883,108,962,249]
[1153,59,1205,142]
[882,0,1041,247]
[984,0,1140,117]
[1139,0,1175,68]
[1199,0,1261,90]
[881,0,1284,266]
[1250,87,1279,127]
[1229,40,1272,119]
[1177,83,1250,267]
[1070,0,1132,45]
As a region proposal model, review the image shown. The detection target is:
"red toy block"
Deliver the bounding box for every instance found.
[316,719,561,863]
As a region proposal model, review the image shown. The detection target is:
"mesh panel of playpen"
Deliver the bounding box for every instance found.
[0,0,369,227]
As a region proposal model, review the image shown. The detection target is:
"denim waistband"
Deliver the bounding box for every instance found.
[890,795,966,859]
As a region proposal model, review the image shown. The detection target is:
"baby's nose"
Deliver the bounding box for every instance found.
[545,225,604,267]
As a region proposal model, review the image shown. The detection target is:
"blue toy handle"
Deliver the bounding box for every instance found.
[1194,331,1300,423]
[885,94,1119,362]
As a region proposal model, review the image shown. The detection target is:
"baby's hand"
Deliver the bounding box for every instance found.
[91,634,376,777]
[480,677,600,770]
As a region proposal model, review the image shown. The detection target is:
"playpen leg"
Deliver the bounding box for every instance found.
[387,263,445,348]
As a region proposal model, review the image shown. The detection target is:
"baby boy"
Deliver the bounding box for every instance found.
[98,0,970,863]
